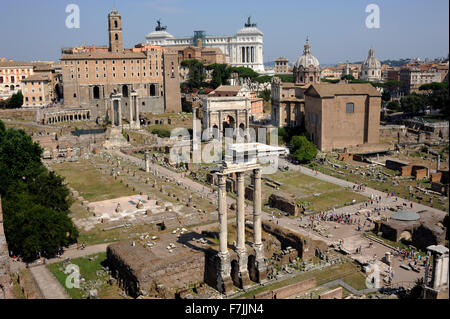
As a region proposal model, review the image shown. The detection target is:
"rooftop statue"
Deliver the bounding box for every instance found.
[155,19,167,31]
[245,16,257,28]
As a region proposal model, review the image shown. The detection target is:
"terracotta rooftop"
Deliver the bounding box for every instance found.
[61,51,146,60]
[22,74,51,82]
[306,83,382,98]
[0,61,34,68]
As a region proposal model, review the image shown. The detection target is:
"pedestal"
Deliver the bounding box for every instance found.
[217,252,233,294]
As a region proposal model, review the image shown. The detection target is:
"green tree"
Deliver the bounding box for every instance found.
[386,100,401,112]
[8,91,24,108]
[0,125,44,194]
[277,74,294,83]
[400,95,427,114]
[290,135,318,164]
[230,66,259,87]
[419,81,449,116]
[0,120,78,261]
[207,64,232,89]
[341,74,355,81]
[382,90,391,102]
[181,59,205,89]
[258,89,271,102]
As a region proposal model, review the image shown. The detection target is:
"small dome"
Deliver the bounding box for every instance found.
[296,39,320,68]
[362,48,381,70]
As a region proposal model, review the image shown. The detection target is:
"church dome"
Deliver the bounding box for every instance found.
[362,48,381,70]
[295,39,320,69]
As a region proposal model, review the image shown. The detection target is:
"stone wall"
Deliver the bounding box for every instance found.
[0,108,37,121]
[268,193,298,216]
[318,287,343,299]
[107,241,206,298]
[261,221,327,260]
[0,196,14,299]
[254,278,316,299]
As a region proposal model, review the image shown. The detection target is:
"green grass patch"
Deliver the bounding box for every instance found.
[52,160,136,202]
[47,252,122,299]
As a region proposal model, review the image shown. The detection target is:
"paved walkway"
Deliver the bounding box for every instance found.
[29,265,70,299]
[280,158,446,217]
[10,243,109,273]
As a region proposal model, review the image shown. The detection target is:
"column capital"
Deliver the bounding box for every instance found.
[236,171,244,181]
[253,168,262,179]
[218,174,227,187]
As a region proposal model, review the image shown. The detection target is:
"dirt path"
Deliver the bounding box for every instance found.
[29,265,70,299]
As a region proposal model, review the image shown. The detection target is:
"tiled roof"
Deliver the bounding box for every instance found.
[306,83,382,97]
[61,51,146,60]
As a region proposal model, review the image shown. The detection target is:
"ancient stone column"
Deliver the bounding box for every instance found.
[252,168,267,282]
[236,172,251,288]
[129,95,134,127]
[217,174,232,293]
[433,254,443,289]
[437,154,441,172]
[236,172,246,252]
[218,174,228,255]
[145,151,150,173]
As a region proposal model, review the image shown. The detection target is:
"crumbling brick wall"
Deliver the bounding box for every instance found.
[107,243,206,299]
[261,221,327,260]
[319,287,343,299]
[338,153,353,162]
[254,278,316,299]
[268,193,298,216]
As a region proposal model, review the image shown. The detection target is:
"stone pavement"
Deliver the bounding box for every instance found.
[9,243,109,273]
[280,158,446,217]
[29,265,70,299]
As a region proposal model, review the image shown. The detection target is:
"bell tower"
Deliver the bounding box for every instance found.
[108,7,123,53]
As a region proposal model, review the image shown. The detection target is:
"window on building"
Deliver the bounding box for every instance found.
[73,93,77,98]
[346,103,354,114]
[11,76,15,83]
[0,77,3,83]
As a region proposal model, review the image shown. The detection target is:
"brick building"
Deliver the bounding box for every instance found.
[0,60,34,101]
[304,83,382,151]
[400,67,442,95]
[60,8,181,119]
[274,57,290,74]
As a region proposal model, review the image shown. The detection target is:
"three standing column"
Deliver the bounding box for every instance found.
[236,172,251,288]
[252,168,267,282]
[217,174,233,293]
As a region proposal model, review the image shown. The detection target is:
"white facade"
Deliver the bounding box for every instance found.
[145,19,266,73]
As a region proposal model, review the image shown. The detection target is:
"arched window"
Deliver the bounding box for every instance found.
[150,84,156,96]
[114,20,118,28]
[115,33,119,41]
[122,85,129,97]
[93,86,100,99]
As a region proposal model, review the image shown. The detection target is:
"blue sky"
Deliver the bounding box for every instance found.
[0,0,448,65]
